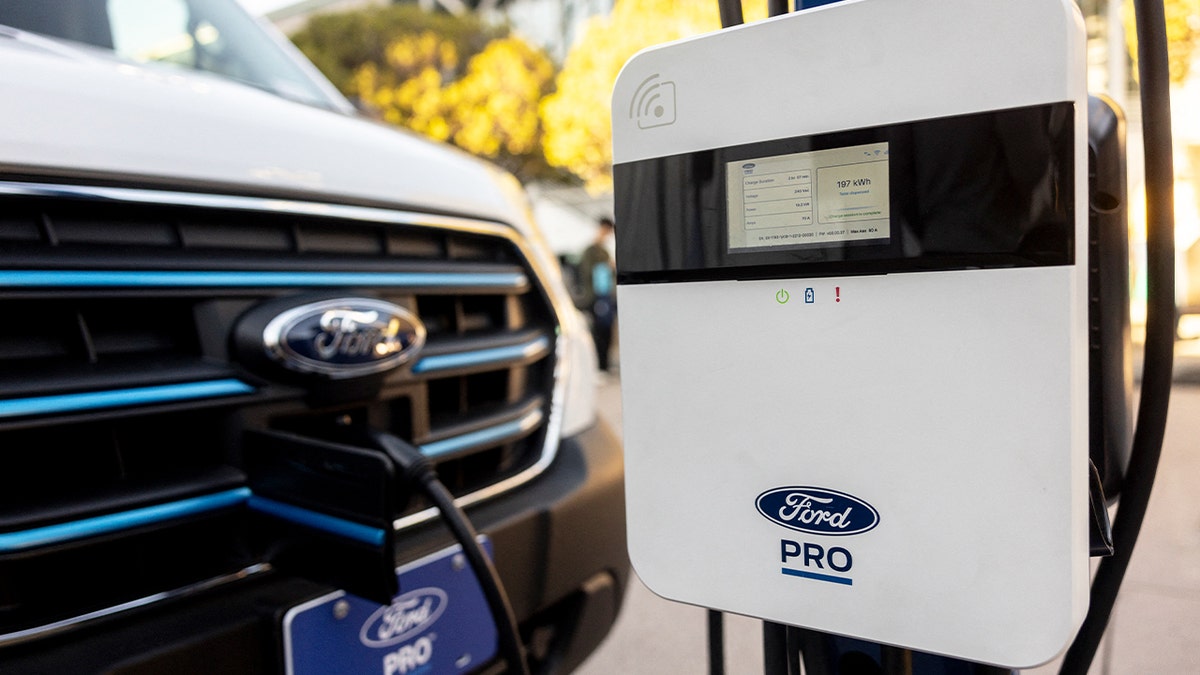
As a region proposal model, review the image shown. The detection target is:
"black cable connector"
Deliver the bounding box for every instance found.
[369,430,532,675]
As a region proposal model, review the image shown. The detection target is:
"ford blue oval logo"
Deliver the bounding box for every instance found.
[263,297,426,378]
[359,587,447,648]
[755,486,879,536]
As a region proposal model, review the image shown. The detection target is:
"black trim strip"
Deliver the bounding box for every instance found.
[615,102,1077,284]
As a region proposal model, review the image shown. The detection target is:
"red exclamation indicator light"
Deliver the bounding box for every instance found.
[835,286,841,303]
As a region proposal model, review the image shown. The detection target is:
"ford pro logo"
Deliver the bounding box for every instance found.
[263,298,426,378]
[359,587,448,648]
[755,486,879,536]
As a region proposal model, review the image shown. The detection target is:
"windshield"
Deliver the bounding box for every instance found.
[0,0,351,112]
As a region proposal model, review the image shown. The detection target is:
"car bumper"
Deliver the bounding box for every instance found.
[0,420,628,674]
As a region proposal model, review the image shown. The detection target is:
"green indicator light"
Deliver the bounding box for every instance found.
[776,289,790,304]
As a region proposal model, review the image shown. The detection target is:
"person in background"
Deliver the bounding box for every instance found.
[578,217,616,372]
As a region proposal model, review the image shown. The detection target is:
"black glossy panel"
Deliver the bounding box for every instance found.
[615,102,1075,283]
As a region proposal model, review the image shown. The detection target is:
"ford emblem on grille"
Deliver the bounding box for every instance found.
[262,298,426,378]
[755,486,880,536]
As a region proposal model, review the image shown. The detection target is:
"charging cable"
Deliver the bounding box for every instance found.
[1060,0,1176,670]
[368,430,532,675]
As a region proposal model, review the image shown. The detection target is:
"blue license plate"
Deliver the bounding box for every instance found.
[283,539,498,675]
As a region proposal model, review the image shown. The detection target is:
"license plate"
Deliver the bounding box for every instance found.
[283,539,498,675]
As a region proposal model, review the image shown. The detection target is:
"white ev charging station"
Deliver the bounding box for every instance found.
[613,0,1089,667]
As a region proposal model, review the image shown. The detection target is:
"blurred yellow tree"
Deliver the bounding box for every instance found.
[293,5,555,180]
[447,37,555,162]
[1122,0,1200,84]
[354,33,554,178]
[541,0,767,192]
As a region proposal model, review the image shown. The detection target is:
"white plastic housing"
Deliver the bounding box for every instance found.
[613,0,1088,666]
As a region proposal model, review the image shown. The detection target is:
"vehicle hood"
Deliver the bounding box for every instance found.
[0,29,526,226]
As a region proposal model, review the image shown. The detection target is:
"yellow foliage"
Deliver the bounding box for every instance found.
[351,32,554,171]
[447,37,554,158]
[541,0,768,192]
[383,31,459,79]
[1122,0,1200,84]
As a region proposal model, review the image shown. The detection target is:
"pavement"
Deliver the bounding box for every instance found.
[575,339,1200,674]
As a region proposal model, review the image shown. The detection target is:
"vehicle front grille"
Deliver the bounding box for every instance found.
[0,182,562,640]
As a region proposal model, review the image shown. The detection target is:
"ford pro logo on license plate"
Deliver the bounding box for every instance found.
[283,540,496,675]
[359,587,448,648]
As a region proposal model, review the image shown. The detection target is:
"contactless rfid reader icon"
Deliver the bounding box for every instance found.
[630,74,676,129]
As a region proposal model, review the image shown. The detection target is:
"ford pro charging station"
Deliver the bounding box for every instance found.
[613,0,1093,667]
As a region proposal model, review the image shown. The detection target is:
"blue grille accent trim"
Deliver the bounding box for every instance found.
[0,270,527,289]
[0,380,255,419]
[421,410,543,459]
[0,489,251,553]
[247,496,385,547]
[412,336,551,375]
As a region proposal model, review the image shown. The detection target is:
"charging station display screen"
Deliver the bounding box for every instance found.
[727,143,891,251]
[613,101,1075,284]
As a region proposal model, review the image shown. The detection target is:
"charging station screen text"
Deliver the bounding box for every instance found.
[727,143,890,251]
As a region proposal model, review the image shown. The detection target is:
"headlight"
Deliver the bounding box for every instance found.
[558,306,599,437]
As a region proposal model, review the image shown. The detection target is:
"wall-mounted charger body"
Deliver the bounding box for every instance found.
[612,0,1088,666]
